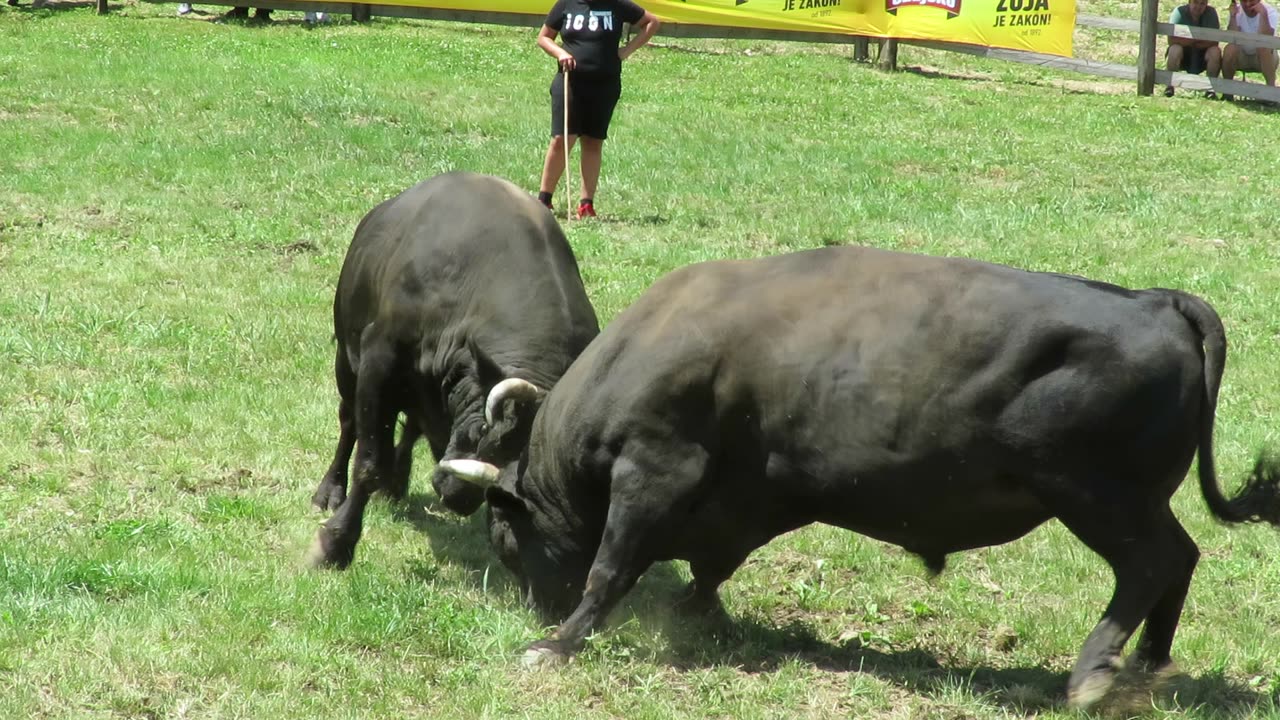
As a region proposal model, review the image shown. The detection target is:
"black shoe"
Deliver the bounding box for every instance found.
[1222,93,1234,102]
[252,7,271,19]
[1164,86,1175,97]
[224,6,248,17]
[5,0,19,7]
[1204,91,1218,100]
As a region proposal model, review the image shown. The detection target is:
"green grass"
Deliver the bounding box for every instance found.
[3,2,1280,718]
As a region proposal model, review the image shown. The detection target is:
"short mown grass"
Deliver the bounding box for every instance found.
[3,2,1280,718]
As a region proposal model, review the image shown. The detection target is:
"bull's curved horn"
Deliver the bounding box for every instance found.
[485,378,544,424]
[437,459,501,488]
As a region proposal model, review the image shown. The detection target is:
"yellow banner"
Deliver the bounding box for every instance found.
[410,0,1072,57]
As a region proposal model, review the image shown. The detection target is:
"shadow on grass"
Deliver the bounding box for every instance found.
[654,613,1274,717]
[387,489,688,600]
[380,492,1272,715]
[7,1,124,9]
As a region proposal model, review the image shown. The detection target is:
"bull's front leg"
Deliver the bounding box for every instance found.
[523,449,708,668]
[309,343,399,569]
[522,524,653,669]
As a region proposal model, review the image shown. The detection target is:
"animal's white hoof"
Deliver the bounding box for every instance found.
[304,535,326,569]
[1067,671,1116,710]
[521,646,568,671]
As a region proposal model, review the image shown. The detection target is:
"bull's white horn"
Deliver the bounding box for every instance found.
[485,378,544,424]
[438,459,501,488]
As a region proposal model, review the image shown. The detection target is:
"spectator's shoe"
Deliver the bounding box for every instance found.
[1163,86,1175,97]
[304,10,327,22]
[177,2,192,13]
[224,6,248,17]
[252,7,271,20]
[576,201,597,220]
[1222,93,1234,102]
[1204,91,1218,100]
[6,0,19,6]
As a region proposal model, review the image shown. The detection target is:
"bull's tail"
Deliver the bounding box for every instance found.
[1169,290,1280,526]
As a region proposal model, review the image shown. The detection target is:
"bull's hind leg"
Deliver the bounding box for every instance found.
[524,443,711,668]
[309,340,399,569]
[384,415,423,502]
[1057,502,1196,709]
[312,345,357,512]
[1130,516,1199,673]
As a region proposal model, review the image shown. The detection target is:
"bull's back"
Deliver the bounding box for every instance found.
[333,172,596,358]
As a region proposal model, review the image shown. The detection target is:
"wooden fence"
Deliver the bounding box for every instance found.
[103,1,1280,102]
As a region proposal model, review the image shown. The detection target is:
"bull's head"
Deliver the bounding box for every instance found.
[431,341,548,516]
[441,455,589,622]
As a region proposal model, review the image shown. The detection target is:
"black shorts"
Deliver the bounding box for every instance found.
[550,72,622,140]
[1169,45,1210,75]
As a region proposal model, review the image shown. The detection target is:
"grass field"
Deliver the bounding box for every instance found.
[3,1,1280,718]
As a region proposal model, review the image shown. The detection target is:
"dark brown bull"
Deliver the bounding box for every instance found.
[308,171,598,569]
[446,245,1280,709]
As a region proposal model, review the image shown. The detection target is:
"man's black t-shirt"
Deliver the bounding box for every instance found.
[544,0,646,78]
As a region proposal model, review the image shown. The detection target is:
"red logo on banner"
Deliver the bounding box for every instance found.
[885,0,961,17]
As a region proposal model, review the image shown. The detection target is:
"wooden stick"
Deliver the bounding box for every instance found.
[563,71,572,225]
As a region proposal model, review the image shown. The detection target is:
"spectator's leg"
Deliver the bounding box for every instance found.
[1206,45,1222,78]
[1167,45,1182,95]
[1223,43,1239,80]
[578,136,603,204]
[1260,48,1277,86]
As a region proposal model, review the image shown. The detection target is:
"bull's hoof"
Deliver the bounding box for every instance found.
[311,480,347,512]
[520,641,570,671]
[382,472,410,502]
[305,531,354,570]
[673,582,730,624]
[1066,669,1116,710]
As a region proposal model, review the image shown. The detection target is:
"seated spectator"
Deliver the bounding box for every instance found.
[1222,0,1278,97]
[1166,0,1223,97]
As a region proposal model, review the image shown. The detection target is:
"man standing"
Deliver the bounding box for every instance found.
[1222,0,1278,96]
[1166,0,1223,97]
[535,0,661,220]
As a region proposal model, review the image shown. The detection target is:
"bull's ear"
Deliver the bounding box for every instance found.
[485,473,528,514]
[468,337,506,391]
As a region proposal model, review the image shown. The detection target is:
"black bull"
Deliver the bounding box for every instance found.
[444,245,1280,709]
[308,171,599,570]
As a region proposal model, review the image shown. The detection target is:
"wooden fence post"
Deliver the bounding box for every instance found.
[1137,0,1158,94]
[879,38,899,71]
[853,36,870,62]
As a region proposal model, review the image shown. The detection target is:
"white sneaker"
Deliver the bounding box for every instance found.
[177,2,192,13]
[305,10,327,22]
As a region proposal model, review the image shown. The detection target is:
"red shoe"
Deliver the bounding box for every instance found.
[576,201,597,220]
